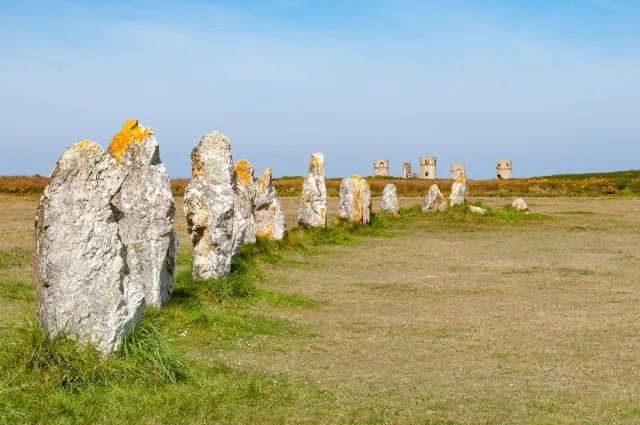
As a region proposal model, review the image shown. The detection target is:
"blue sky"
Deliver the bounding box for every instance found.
[1,0,639,179]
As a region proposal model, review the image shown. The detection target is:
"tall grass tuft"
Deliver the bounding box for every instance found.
[1,320,187,392]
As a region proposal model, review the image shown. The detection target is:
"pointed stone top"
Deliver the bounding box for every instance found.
[109,120,152,163]
[74,140,101,149]
[308,152,324,175]
[352,174,370,188]
[455,171,466,184]
[235,159,254,186]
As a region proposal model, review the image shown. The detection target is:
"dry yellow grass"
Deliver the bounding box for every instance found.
[2,194,640,422]
[5,170,640,198]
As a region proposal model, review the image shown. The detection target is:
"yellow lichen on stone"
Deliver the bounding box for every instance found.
[456,171,466,184]
[235,160,253,185]
[74,140,100,149]
[256,224,274,240]
[109,119,151,163]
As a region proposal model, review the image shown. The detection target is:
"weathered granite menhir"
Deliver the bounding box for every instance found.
[254,167,287,240]
[339,174,372,225]
[184,131,236,280]
[109,120,178,308]
[449,171,468,206]
[381,183,399,214]
[34,120,179,355]
[422,184,448,212]
[298,152,327,228]
[231,159,256,255]
[35,141,145,355]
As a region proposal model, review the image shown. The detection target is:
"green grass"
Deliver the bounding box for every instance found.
[0,205,550,423]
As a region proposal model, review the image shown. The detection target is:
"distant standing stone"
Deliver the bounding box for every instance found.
[468,205,487,215]
[254,167,287,240]
[35,141,144,355]
[231,159,256,255]
[512,198,529,212]
[339,174,372,224]
[422,184,448,212]
[450,171,468,206]
[298,152,327,228]
[108,120,178,308]
[184,131,236,280]
[381,183,399,214]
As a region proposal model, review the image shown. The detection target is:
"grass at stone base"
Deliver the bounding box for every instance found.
[0,206,546,423]
[0,213,395,423]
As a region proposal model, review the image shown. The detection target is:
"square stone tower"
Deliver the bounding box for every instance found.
[373,159,390,176]
[496,160,512,179]
[419,156,436,179]
[402,162,413,178]
[450,163,466,180]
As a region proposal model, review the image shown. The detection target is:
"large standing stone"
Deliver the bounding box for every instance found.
[339,174,372,225]
[254,167,287,240]
[512,198,529,212]
[381,183,399,214]
[34,141,144,355]
[184,131,236,279]
[450,171,468,206]
[422,184,448,212]
[108,120,177,308]
[298,152,327,228]
[231,159,256,255]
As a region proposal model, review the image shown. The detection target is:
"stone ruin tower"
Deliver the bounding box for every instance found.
[451,163,466,180]
[373,159,390,176]
[496,160,512,179]
[419,156,436,179]
[402,162,414,178]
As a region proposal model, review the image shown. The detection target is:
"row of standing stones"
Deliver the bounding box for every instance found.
[34,121,529,355]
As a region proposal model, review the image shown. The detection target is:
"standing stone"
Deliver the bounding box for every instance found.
[231,159,256,255]
[512,198,529,212]
[254,167,287,240]
[108,120,177,308]
[381,183,399,214]
[298,152,327,228]
[184,131,236,280]
[339,174,372,225]
[422,184,448,212]
[35,141,144,355]
[450,171,468,206]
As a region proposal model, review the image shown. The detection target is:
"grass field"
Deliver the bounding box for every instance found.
[1,194,640,423]
[3,169,640,198]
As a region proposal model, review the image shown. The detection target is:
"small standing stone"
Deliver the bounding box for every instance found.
[339,174,372,224]
[298,152,327,228]
[184,131,236,280]
[468,205,487,215]
[381,183,399,214]
[450,171,468,206]
[35,141,144,355]
[512,198,529,212]
[422,184,448,212]
[254,167,287,240]
[108,120,178,308]
[231,159,256,255]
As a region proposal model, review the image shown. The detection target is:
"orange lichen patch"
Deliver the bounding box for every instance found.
[456,171,466,184]
[257,224,274,239]
[235,160,253,185]
[258,167,272,194]
[269,204,276,213]
[353,193,361,224]
[109,119,151,163]
[352,174,370,189]
[74,140,100,149]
